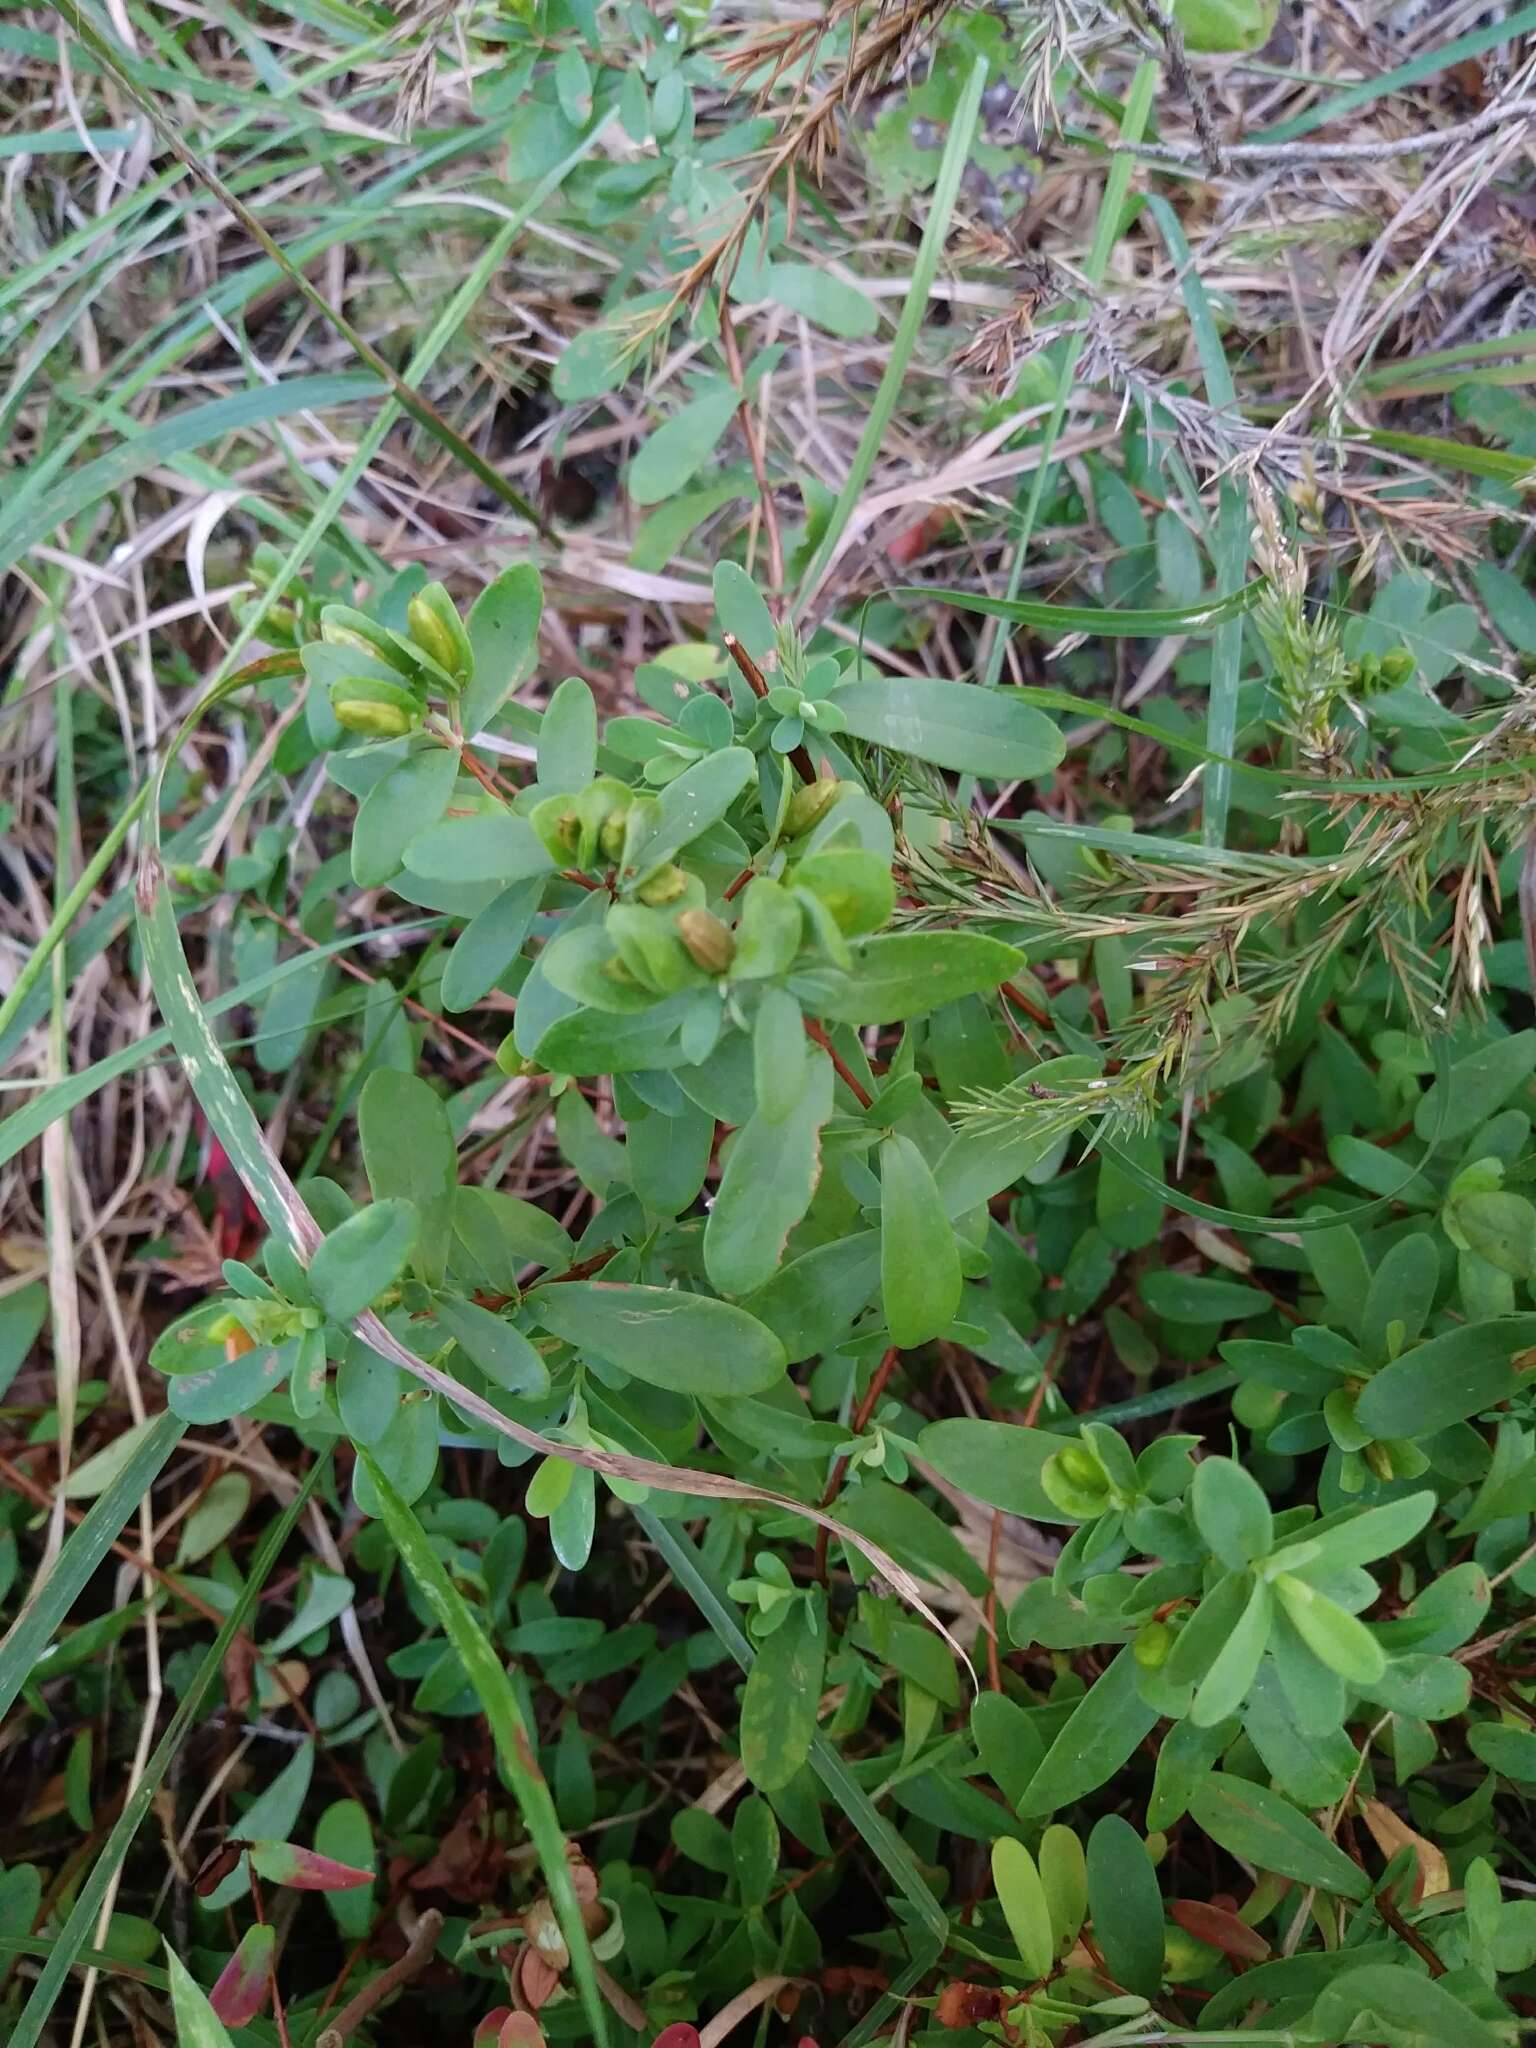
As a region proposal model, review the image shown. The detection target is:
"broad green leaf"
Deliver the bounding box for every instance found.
[464,563,542,732]
[1172,0,1278,52]
[933,1055,1099,1213]
[713,560,776,663]
[741,1598,825,1792]
[1086,1815,1163,1997]
[836,1479,990,1596]
[441,877,543,1012]
[452,1186,574,1286]
[403,808,553,888]
[1037,1824,1086,1954]
[752,261,877,338]
[623,746,756,880]
[971,1692,1045,1808]
[166,1343,292,1425]
[537,675,597,794]
[991,1838,1053,1980]
[812,932,1024,1025]
[1355,1315,1536,1438]
[532,1282,786,1395]
[919,1418,1069,1522]
[741,1233,881,1362]
[1414,1030,1536,1142]
[829,678,1065,779]
[358,1070,457,1286]
[629,383,741,505]
[1307,1963,1506,2048]
[705,1051,833,1295]
[1019,1648,1160,1815]
[1141,1271,1270,1323]
[1188,1774,1369,1898]
[314,1801,374,1940]
[352,746,459,889]
[435,1298,550,1396]
[879,1133,962,1348]
[1190,1455,1273,1565]
[626,1099,715,1217]
[1268,1493,1435,1575]
[1468,1722,1536,1781]
[1191,1578,1271,1726]
[309,1200,418,1323]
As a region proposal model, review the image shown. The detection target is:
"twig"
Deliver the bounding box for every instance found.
[1126,96,1536,167]
[1138,0,1225,174]
[314,1909,444,2048]
[812,1346,901,1583]
[803,1018,873,1107]
[720,302,785,601]
[722,633,817,783]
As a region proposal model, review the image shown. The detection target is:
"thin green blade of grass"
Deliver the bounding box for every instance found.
[1360,428,1536,489]
[0,1410,183,1722]
[977,58,1160,688]
[0,915,443,1169]
[1148,198,1251,848]
[9,1456,328,2048]
[887,577,1264,635]
[1257,4,1536,143]
[359,1453,610,2048]
[54,0,554,537]
[635,1505,949,1946]
[793,54,989,617]
[0,376,372,583]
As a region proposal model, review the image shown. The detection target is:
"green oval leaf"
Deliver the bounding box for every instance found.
[830,679,1066,779]
[532,1282,787,1395]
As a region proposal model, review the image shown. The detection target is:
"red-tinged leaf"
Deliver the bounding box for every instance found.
[651,2027,701,2048]
[500,2016,547,2048]
[474,2008,512,2046]
[209,1923,274,2026]
[1170,1899,1271,1962]
[247,1839,372,1890]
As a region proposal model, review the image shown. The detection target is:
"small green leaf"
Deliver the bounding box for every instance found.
[1020,1647,1160,1815]
[748,261,877,339]
[537,675,598,794]
[1188,1774,1370,1898]
[830,679,1065,780]
[919,1418,1070,1522]
[1086,1815,1163,1997]
[630,383,741,505]
[879,1134,961,1348]
[309,1199,418,1323]
[532,1282,786,1395]
[1190,1455,1274,1565]
[1191,1577,1271,1726]
[1037,1824,1086,1955]
[435,1298,550,1396]
[358,1071,458,1286]
[1355,1315,1536,1438]
[705,1050,833,1296]
[464,563,542,732]
[991,1838,1054,1980]
[812,932,1024,1025]
[1468,1721,1536,1781]
[741,1598,825,1792]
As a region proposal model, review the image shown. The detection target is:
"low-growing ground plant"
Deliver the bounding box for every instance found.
[9,2,1536,2047]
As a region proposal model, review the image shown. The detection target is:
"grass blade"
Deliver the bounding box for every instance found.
[9,1455,328,2048]
[359,1453,609,2048]
[1147,198,1251,847]
[1,914,443,1170]
[636,1505,949,1946]
[794,54,990,615]
[887,578,1263,636]
[977,59,1160,689]
[0,379,372,582]
[0,1410,183,1722]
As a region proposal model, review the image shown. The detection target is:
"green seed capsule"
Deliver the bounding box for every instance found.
[676,908,735,974]
[1133,1621,1173,1670]
[783,777,851,838]
[636,863,688,906]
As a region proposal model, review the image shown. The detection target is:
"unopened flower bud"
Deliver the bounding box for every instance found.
[332,695,414,738]
[784,777,850,838]
[636,863,688,906]
[676,909,735,974]
[408,591,464,678]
